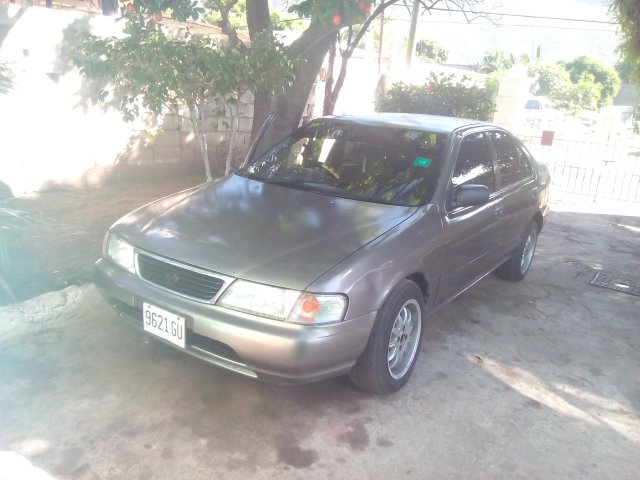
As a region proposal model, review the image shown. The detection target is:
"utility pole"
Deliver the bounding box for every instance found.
[378,10,385,73]
[405,0,420,68]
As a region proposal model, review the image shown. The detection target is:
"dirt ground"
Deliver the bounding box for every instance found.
[2,165,205,305]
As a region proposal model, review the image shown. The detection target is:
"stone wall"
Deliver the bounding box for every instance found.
[0,5,313,193]
[121,92,257,176]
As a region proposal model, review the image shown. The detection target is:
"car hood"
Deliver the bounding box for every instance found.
[111,174,417,290]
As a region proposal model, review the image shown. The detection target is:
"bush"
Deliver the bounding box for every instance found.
[377,72,496,121]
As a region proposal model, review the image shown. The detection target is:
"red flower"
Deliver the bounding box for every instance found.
[358,1,372,15]
[332,13,341,26]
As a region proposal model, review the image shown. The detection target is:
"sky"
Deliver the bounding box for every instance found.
[273,0,621,66]
[385,0,620,65]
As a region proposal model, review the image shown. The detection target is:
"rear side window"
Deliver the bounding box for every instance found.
[492,131,533,187]
[451,132,495,193]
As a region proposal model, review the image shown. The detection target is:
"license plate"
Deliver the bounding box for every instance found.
[142,303,186,348]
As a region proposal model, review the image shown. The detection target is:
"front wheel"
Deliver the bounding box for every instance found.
[348,280,424,394]
[496,220,539,281]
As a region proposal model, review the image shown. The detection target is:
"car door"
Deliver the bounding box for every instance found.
[436,131,502,304]
[489,130,538,254]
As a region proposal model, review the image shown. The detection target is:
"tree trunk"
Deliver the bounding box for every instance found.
[246,0,272,36]
[378,10,385,73]
[323,37,337,116]
[251,88,272,142]
[326,47,351,116]
[225,102,238,176]
[246,1,400,142]
[247,0,275,142]
[100,0,118,16]
[406,1,420,68]
[269,32,336,142]
[325,10,390,117]
[191,105,212,182]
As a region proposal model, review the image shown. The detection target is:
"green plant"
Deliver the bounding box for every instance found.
[376,72,496,121]
[476,50,517,74]
[415,39,448,63]
[70,2,296,179]
[610,0,640,85]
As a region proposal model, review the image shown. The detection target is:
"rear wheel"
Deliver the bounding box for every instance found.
[348,280,424,394]
[496,220,538,281]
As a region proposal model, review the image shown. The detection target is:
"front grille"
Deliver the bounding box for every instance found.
[137,253,226,302]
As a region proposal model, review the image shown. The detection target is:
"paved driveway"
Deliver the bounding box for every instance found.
[1,209,639,479]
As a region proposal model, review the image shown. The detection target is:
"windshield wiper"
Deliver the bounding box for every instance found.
[245,177,317,191]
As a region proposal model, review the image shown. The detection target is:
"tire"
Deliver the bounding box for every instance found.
[495,220,538,281]
[348,280,424,394]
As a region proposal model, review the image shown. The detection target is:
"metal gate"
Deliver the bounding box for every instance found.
[519,135,640,203]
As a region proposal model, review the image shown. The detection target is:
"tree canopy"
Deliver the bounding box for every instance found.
[564,56,621,107]
[71,0,488,175]
[528,57,621,112]
[71,2,295,178]
[610,0,640,84]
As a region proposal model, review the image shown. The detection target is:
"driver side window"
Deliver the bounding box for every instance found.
[451,133,495,193]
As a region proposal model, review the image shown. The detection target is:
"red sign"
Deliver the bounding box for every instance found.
[541,130,555,146]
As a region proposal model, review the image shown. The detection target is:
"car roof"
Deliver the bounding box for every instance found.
[321,113,486,134]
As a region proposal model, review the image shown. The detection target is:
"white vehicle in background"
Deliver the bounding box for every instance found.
[524,96,552,129]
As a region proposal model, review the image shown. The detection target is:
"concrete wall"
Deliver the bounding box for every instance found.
[492,68,531,131]
[0,5,280,194]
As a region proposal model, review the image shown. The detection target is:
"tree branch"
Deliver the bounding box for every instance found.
[210,0,243,47]
[290,0,400,58]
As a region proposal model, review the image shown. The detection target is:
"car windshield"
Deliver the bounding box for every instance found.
[237,120,449,207]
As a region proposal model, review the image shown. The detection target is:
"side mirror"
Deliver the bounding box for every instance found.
[454,184,490,209]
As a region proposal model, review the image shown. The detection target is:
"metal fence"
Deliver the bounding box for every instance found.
[519,135,640,203]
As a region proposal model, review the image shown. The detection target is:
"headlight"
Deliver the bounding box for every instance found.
[217,280,300,320]
[289,293,348,325]
[217,280,347,325]
[105,234,136,274]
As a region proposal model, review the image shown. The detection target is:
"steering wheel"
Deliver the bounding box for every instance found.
[318,163,340,181]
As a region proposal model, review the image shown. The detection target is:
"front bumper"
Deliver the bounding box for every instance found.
[94,258,376,384]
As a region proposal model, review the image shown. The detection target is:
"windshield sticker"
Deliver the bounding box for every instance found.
[414,157,432,168]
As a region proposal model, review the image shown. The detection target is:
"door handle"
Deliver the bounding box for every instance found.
[494,207,505,217]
